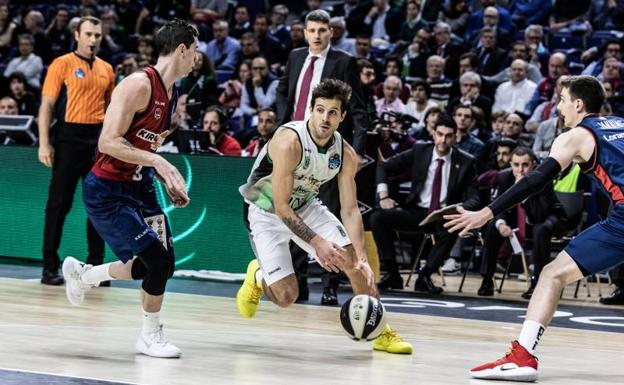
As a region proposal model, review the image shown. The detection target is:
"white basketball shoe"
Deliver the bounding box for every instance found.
[62,256,94,306]
[136,325,182,358]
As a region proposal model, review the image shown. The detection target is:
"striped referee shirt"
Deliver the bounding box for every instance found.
[41,52,115,124]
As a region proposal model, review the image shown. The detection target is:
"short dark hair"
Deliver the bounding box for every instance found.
[154,18,198,56]
[254,14,269,24]
[77,16,101,33]
[7,71,27,84]
[305,9,331,26]
[511,146,537,162]
[385,55,402,72]
[411,78,431,97]
[434,113,458,132]
[459,52,478,68]
[357,58,374,72]
[560,75,605,114]
[310,79,352,112]
[453,104,473,117]
[496,137,517,150]
[258,108,276,118]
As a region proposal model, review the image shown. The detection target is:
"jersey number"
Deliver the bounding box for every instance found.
[132,165,143,181]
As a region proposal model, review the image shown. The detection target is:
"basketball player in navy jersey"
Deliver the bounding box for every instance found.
[61,19,198,358]
[445,75,624,381]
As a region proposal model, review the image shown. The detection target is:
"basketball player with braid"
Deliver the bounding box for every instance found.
[61,19,198,358]
[445,75,624,381]
[238,79,413,354]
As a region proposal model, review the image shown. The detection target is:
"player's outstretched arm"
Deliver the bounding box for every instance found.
[98,73,189,205]
[270,129,346,272]
[444,127,595,237]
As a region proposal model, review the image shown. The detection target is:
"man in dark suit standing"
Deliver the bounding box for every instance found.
[276,9,368,305]
[477,147,567,299]
[371,114,480,294]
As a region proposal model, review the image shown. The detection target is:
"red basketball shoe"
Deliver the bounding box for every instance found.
[469,341,538,382]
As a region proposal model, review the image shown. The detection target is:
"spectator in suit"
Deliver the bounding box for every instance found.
[447,71,493,121]
[253,14,284,66]
[204,20,240,70]
[45,5,72,59]
[402,27,432,80]
[286,20,308,52]
[426,55,453,105]
[477,147,568,299]
[239,32,261,63]
[451,52,497,99]
[202,106,242,156]
[355,33,384,77]
[269,4,291,46]
[453,105,485,160]
[524,24,550,70]
[432,22,462,79]
[362,0,403,43]
[472,26,508,77]
[398,0,428,44]
[492,59,537,115]
[231,4,252,40]
[242,108,277,157]
[330,16,356,56]
[464,0,513,42]
[371,113,480,293]
[276,9,368,305]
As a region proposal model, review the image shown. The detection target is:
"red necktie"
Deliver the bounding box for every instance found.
[428,158,445,213]
[294,56,318,120]
[516,204,526,245]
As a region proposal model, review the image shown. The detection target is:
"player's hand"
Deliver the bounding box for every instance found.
[498,224,513,237]
[356,261,378,297]
[380,197,397,210]
[443,206,493,237]
[165,183,190,208]
[154,157,189,205]
[312,237,348,273]
[38,143,54,167]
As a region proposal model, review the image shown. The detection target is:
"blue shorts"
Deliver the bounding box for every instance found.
[83,171,172,262]
[565,205,624,275]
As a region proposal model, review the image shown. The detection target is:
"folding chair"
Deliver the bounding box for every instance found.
[396,231,445,287]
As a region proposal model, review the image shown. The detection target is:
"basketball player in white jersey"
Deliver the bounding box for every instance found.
[237,79,412,354]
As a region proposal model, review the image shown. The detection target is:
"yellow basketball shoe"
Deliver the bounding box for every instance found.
[237,259,264,318]
[372,324,413,354]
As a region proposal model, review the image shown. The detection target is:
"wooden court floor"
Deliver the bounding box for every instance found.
[0,278,622,385]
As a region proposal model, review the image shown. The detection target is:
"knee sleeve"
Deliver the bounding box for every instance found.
[137,240,170,296]
[131,257,147,280]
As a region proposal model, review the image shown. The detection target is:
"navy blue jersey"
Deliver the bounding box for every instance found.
[578,115,624,205]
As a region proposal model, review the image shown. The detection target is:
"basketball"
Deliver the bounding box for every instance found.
[339,294,387,341]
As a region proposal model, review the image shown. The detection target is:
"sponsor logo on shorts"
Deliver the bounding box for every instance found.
[268,267,282,275]
[134,228,150,241]
[337,225,346,237]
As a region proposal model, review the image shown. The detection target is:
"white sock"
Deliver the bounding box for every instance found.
[142,309,161,333]
[254,269,263,288]
[517,320,546,355]
[80,263,114,285]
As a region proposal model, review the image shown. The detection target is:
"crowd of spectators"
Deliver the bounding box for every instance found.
[1,0,623,302]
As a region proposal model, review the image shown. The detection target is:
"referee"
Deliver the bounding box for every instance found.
[38,16,115,285]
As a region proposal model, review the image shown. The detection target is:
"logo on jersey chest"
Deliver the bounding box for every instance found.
[74,68,85,79]
[154,100,166,120]
[328,153,341,170]
[136,128,170,150]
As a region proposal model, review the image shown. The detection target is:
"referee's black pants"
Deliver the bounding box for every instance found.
[42,137,104,273]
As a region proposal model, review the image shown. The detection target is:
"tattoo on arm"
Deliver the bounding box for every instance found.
[283,214,317,243]
[120,138,136,150]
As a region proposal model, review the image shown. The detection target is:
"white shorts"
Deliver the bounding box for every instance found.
[247,199,352,286]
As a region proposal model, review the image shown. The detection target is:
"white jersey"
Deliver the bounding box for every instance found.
[239,120,344,212]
